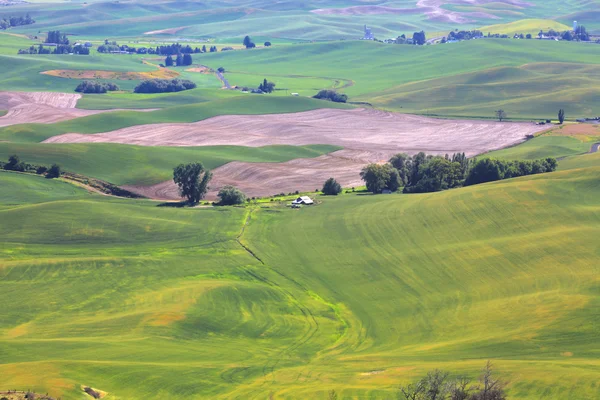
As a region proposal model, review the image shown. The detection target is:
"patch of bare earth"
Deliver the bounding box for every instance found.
[44,108,547,201]
[0,91,156,127]
[42,68,179,80]
[312,1,528,23]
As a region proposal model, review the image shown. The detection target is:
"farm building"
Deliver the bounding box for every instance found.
[292,196,314,205]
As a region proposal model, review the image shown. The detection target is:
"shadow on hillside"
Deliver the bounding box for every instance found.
[156,201,188,208]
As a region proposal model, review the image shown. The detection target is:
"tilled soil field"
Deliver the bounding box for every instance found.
[46,108,548,200]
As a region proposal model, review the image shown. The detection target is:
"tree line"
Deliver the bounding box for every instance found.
[165,53,193,67]
[18,43,89,55]
[359,152,557,194]
[133,79,196,94]
[75,81,120,94]
[1,155,60,179]
[313,89,348,103]
[0,14,34,30]
[97,42,216,55]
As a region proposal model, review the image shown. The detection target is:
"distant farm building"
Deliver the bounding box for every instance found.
[362,25,375,40]
[292,196,314,205]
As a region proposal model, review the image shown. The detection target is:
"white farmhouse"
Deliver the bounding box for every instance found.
[291,196,314,205]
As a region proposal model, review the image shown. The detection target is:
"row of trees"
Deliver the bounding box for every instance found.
[313,89,348,103]
[360,152,557,194]
[398,361,505,400]
[0,14,35,30]
[97,43,215,55]
[165,53,193,67]
[2,155,60,179]
[395,31,427,45]
[464,157,557,186]
[18,44,89,55]
[133,79,196,94]
[75,81,120,94]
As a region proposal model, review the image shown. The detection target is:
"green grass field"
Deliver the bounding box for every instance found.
[3,31,600,119]
[195,39,600,119]
[1,0,597,40]
[484,135,595,160]
[1,149,598,399]
[0,144,340,186]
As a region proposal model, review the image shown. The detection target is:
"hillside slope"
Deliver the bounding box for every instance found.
[0,154,598,399]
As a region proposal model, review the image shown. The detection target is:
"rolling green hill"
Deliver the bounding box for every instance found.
[0,151,598,399]
[197,39,600,119]
[1,0,597,39]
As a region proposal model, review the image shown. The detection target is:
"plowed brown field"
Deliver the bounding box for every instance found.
[0,91,155,127]
[44,108,547,200]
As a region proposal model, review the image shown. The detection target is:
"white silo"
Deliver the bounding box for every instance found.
[573,21,578,31]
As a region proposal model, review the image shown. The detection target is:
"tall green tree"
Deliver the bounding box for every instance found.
[165,55,174,67]
[558,109,565,124]
[495,109,507,122]
[322,178,342,195]
[173,162,212,204]
[360,164,399,194]
[182,53,193,66]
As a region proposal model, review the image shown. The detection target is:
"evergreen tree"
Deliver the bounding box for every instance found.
[182,53,193,66]
[165,55,174,67]
[175,53,183,66]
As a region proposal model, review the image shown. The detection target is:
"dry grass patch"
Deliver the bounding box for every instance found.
[41,68,179,81]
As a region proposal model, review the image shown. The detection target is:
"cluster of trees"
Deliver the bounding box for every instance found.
[412,31,427,45]
[45,30,69,45]
[243,35,256,49]
[464,157,557,186]
[217,186,246,205]
[540,26,590,41]
[0,14,35,30]
[134,79,196,94]
[391,152,470,193]
[399,361,506,400]
[360,163,401,194]
[313,89,348,103]
[395,31,427,45]
[258,79,276,93]
[75,81,119,94]
[361,152,557,194]
[446,30,484,41]
[1,155,61,179]
[165,53,193,67]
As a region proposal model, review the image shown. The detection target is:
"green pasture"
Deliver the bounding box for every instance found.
[196,39,600,119]
[0,144,340,186]
[478,19,571,36]
[484,135,595,160]
[0,152,598,399]
[3,34,600,119]
[1,0,597,39]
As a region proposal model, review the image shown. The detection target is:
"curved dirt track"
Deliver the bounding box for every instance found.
[0,91,156,127]
[49,107,548,201]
